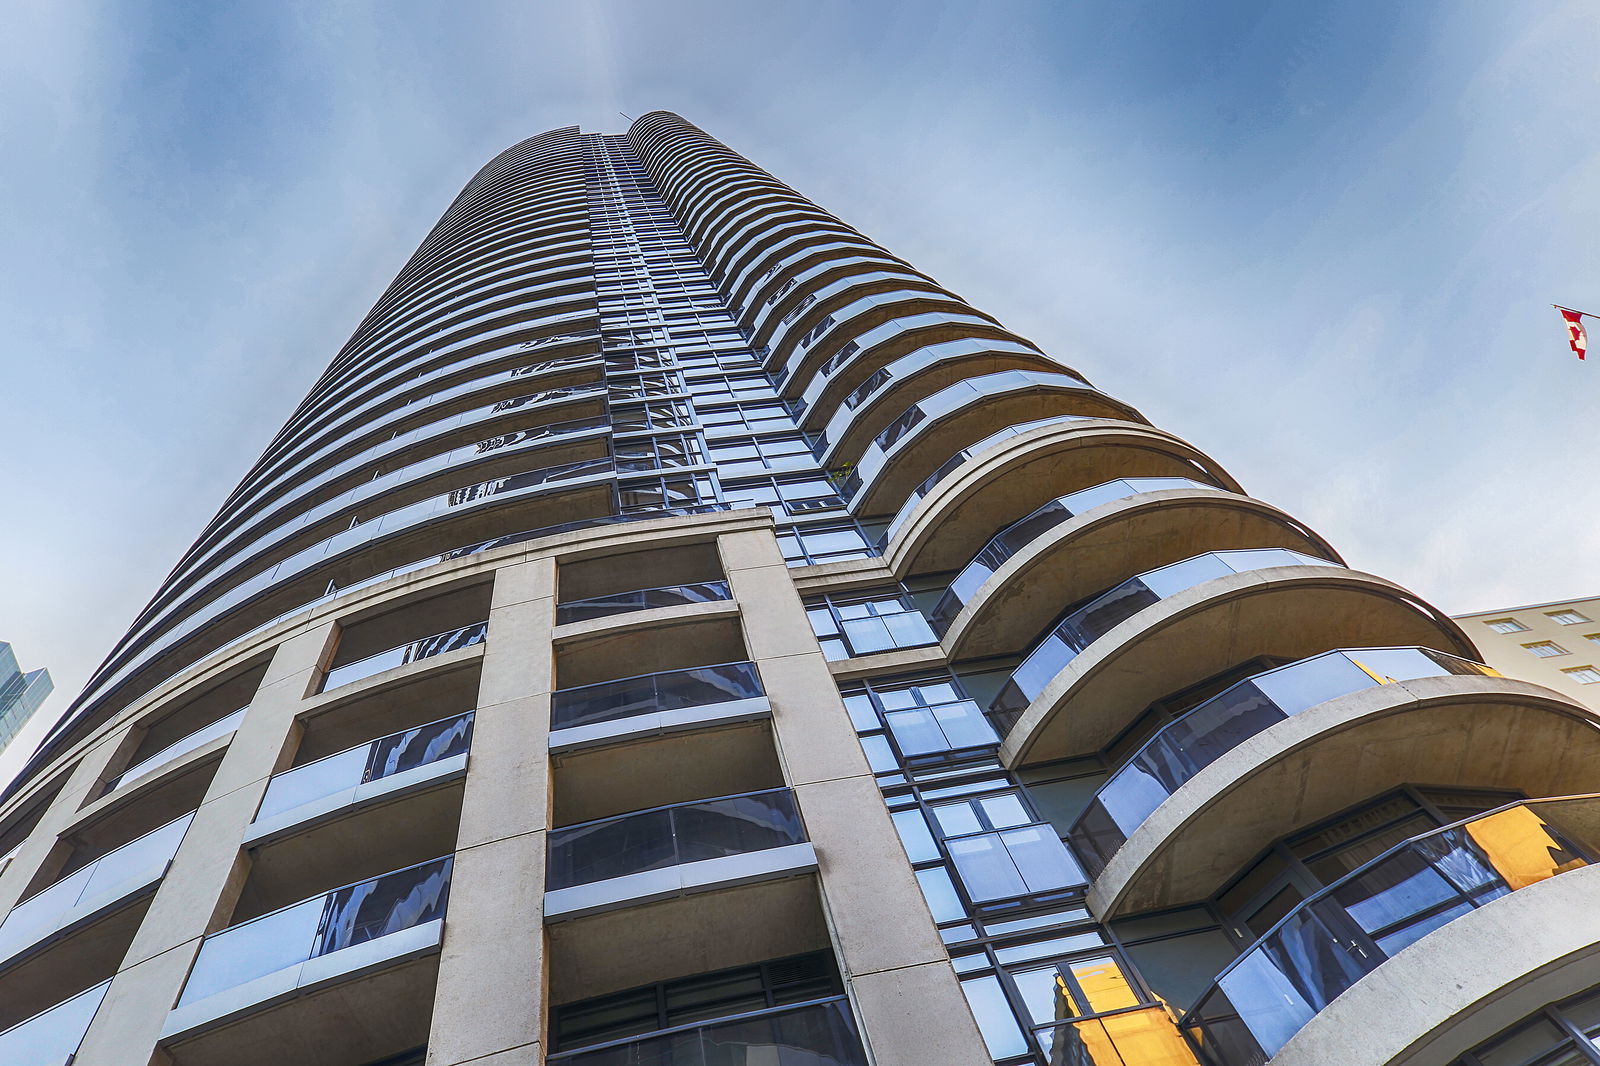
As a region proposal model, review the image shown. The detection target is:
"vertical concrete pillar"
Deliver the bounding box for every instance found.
[426,556,555,1066]
[0,735,125,915]
[75,621,334,1066]
[717,530,990,1066]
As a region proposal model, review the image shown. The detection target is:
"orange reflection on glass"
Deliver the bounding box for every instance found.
[1464,805,1587,891]
[1039,1006,1201,1065]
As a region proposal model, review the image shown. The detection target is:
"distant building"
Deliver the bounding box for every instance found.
[1454,595,1600,707]
[0,642,51,755]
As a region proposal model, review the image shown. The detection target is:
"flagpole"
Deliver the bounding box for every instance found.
[1554,304,1599,318]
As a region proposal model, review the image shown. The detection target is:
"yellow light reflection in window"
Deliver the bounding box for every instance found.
[1463,806,1587,891]
[1070,957,1141,1013]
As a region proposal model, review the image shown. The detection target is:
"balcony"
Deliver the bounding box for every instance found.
[991,549,1339,732]
[105,707,248,794]
[0,812,193,967]
[246,712,474,844]
[994,549,1479,769]
[931,477,1214,636]
[545,788,814,920]
[1069,648,1498,877]
[549,661,767,752]
[162,856,451,1042]
[0,978,110,1066]
[555,579,731,625]
[319,621,487,692]
[840,369,1124,516]
[1181,795,1600,1065]
[884,419,1236,578]
[551,998,866,1065]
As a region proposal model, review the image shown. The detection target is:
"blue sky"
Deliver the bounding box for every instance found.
[3,1,1598,767]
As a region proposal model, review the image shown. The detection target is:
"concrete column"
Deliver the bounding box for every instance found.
[0,734,125,914]
[75,621,334,1066]
[717,530,990,1066]
[426,556,555,1066]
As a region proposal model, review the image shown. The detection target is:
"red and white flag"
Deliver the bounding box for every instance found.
[1559,307,1588,360]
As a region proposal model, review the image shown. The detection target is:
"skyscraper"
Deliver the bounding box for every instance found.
[1,111,1598,1066]
[0,642,52,757]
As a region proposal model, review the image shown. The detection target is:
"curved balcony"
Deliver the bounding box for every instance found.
[162,856,451,1041]
[735,236,907,312]
[813,339,1069,462]
[763,273,949,357]
[791,311,1024,417]
[774,290,982,387]
[68,505,734,750]
[885,420,1237,576]
[0,977,110,1066]
[162,407,609,621]
[548,661,767,752]
[135,362,604,635]
[1069,648,1499,877]
[245,712,474,844]
[96,453,645,708]
[1181,794,1600,1065]
[934,481,1338,659]
[544,788,814,920]
[996,551,1479,767]
[746,255,913,345]
[0,812,193,968]
[169,385,607,597]
[1087,675,1600,919]
[841,371,1143,516]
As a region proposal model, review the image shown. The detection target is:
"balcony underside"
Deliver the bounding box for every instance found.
[886,422,1237,577]
[1089,675,1600,918]
[942,489,1338,660]
[1000,567,1478,767]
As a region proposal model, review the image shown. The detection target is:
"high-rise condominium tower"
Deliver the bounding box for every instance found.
[2,112,1598,1066]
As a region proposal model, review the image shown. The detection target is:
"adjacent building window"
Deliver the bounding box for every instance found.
[1548,609,1593,625]
[1524,641,1569,658]
[1483,618,1529,634]
[1562,666,1600,685]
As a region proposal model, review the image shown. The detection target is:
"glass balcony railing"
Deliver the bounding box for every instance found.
[0,812,194,964]
[556,580,732,625]
[551,998,867,1065]
[0,978,111,1065]
[177,856,453,1008]
[255,711,475,824]
[989,549,1338,733]
[840,370,1097,501]
[1181,795,1600,1066]
[74,503,736,743]
[550,661,764,733]
[547,788,806,891]
[1069,648,1499,876]
[930,477,1215,635]
[880,414,1093,544]
[107,706,250,793]
[320,622,489,692]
